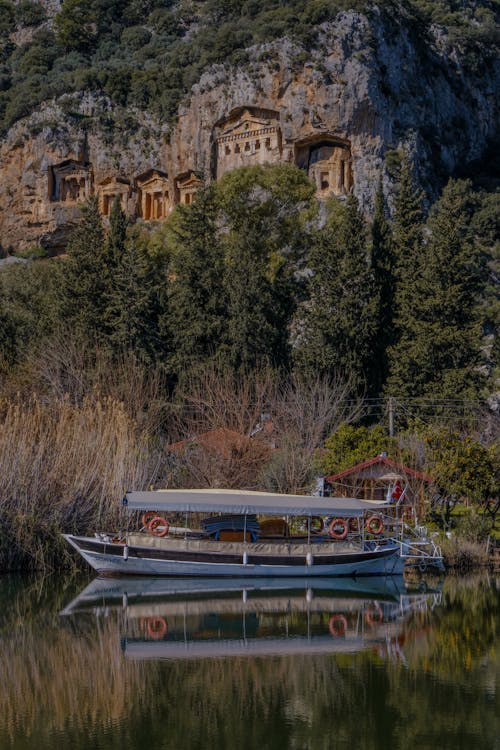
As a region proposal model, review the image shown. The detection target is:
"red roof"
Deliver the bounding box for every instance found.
[325,455,433,483]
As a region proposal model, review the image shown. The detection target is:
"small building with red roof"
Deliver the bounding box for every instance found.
[324,454,434,515]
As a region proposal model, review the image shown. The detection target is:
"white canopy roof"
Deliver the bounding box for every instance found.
[123,489,390,517]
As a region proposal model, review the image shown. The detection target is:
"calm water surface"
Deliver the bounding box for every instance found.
[0,573,498,750]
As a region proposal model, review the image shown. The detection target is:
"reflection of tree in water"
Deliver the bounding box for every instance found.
[0,575,497,750]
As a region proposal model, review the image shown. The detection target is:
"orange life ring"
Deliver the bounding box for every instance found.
[141,510,157,527]
[328,518,348,540]
[365,602,384,627]
[141,616,168,640]
[148,516,170,537]
[329,614,348,637]
[348,517,359,533]
[365,514,384,535]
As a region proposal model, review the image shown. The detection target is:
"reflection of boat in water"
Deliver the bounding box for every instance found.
[62,576,442,661]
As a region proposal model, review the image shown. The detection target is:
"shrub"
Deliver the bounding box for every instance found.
[15,1,47,27]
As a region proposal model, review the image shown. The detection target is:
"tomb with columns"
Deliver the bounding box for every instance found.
[48,159,93,203]
[175,171,203,205]
[97,176,131,216]
[295,135,353,197]
[136,169,172,220]
[213,107,282,180]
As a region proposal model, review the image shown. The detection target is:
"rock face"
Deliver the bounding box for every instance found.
[0,9,498,253]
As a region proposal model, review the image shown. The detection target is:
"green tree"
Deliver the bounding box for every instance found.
[371,178,394,396]
[423,428,498,527]
[387,179,485,400]
[319,423,395,476]
[165,186,226,374]
[61,197,109,344]
[0,261,62,365]
[294,194,377,390]
[105,235,166,361]
[107,196,128,265]
[216,164,315,371]
[54,0,95,52]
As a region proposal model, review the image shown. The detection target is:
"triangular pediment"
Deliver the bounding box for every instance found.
[176,171,203,188]
[53,159,90,175]
[136,168,168,186]
[99,175,130,188]
[219,113,277,138]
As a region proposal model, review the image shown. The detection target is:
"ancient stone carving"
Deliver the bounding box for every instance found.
[213,107,282,180]
[294,135,353,197]
[136,169,172,220]
[97,176,130,216]
[48,159,93,203]
[175,171,203,205]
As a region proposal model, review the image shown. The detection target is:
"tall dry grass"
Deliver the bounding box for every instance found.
[0,394,165,572]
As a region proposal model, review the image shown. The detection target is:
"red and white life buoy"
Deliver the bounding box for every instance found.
[148,516,170,537]
[365,515,384,535]
[306,516,325,533]
[141,510,157,528]
[365,602,384,627]
[329,614,348,637]
[141,616,168,640]
[328,518,348,540]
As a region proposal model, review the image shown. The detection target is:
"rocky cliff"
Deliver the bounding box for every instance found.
[0,6,498,253]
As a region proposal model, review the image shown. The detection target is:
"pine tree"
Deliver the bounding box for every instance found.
[387,179,485,400]
[294,194,377,389]
[371,178,394,396]
[166,187,227,374]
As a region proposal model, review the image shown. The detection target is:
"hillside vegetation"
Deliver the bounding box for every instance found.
[0,0,498,133]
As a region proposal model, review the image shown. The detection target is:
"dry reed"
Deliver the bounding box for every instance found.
[0,394,164,571]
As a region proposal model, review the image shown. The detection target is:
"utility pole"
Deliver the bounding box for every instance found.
[388,397,394,437]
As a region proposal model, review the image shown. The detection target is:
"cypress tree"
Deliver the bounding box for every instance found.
[61,197,109,343]
[386,158,424,395]
[294,194,377,389]
[223,218,279,371]
[166,186,227,374]
[387,179,485,400]
[107,196,128,264]
[105,235,166,361]
[371,178,394,396]
[217,165,314,372]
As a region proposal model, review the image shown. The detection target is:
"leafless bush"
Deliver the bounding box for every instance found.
[169,364,362,493]
[261,371,363,493]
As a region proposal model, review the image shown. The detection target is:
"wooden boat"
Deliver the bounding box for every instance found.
[64,489,405,577]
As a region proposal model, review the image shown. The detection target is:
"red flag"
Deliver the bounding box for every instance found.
[391,481,403,502]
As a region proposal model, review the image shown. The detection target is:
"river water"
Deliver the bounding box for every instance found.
[0,572,498,750]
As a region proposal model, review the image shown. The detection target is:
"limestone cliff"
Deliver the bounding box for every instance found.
[0,8,498,253]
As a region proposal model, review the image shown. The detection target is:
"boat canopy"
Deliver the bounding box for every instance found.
[123,489,391,517]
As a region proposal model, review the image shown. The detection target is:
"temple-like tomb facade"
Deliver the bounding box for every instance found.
[295,135,353,197]
[213,107,282,180]
[45,115,353,233]
[136,169,172,220]
[176,171,203,205]
[97,176,131,216]
[49,160,93,203]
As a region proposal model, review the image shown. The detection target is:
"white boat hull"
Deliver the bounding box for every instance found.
[64,535,405,577]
